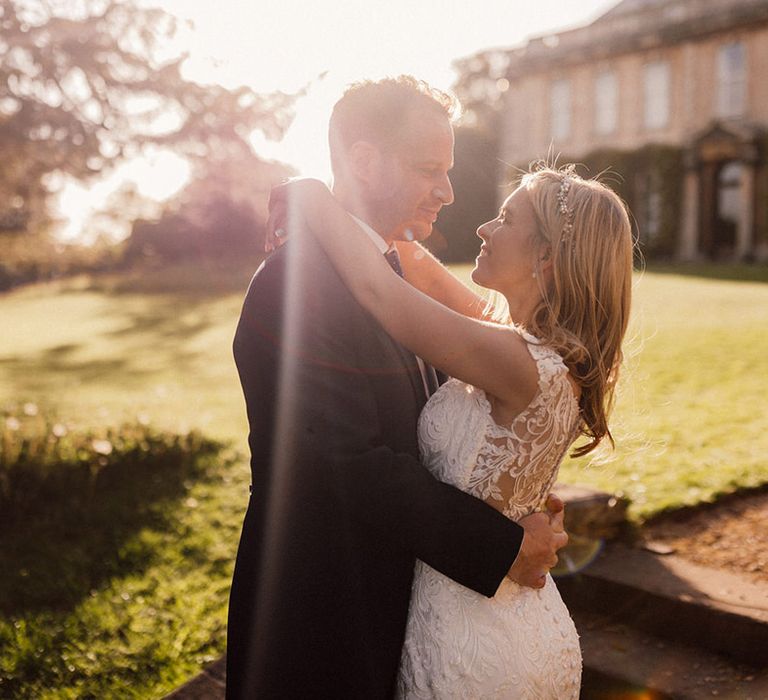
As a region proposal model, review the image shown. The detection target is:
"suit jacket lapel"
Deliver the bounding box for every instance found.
[423,362,440,396]
[400,345,430,405]
[380,330,429,406]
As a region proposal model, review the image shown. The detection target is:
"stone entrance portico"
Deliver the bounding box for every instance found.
[680,122,762,261]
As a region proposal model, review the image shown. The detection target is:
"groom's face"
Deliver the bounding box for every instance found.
[369,108,455,242]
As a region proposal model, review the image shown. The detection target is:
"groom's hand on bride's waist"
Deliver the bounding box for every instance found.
[506,496,568,589]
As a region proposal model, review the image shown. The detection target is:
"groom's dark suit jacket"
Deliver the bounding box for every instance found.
[226,234,523,699]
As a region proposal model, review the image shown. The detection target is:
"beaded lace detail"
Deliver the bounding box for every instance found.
[397,332,582,699]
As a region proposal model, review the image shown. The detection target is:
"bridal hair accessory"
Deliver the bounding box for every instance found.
[557,165,578,244]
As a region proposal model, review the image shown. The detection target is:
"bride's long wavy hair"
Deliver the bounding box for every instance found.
[520,164,634,458]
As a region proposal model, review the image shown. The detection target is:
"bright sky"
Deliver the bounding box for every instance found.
[58,0,619,241]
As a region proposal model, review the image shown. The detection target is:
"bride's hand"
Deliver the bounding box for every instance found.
[265,178,332,253]
[265,182,289,253]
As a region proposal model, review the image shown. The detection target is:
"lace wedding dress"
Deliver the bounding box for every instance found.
[397,333,583,699]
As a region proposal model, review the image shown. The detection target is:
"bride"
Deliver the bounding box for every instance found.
[267,163,633,698]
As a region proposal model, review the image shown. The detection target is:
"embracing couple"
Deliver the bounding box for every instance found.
[226,75,633,699]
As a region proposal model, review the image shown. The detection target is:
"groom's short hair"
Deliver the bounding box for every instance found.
[329,75,456,174]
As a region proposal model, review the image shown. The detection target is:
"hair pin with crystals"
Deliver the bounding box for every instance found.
[557,164,578,244]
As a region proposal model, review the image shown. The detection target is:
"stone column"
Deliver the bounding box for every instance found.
[736,161,755,260]
[679,168,700,261]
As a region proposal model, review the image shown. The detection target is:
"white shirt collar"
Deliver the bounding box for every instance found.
[349,214,393,254]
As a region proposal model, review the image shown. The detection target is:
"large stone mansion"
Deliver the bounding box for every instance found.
[488,0,768,261]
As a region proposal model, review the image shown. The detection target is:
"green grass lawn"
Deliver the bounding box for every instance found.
[1,274,252,698]
[560,266,768,514]
[1,263,767,696]
[0,276,250,443]
[0,423,239,699]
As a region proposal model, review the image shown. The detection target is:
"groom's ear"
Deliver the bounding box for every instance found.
[348,140,380,186]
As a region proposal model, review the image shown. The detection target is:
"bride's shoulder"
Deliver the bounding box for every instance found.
[509,326,574,388]
[509,325,559,361]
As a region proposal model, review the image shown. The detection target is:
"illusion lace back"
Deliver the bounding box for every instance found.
[397,332,583,699]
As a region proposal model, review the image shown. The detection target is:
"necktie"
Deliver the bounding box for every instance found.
[383,248,439,397]
[384,248,404,278]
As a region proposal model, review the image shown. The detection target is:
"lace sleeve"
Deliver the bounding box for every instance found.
[465,336,581,522]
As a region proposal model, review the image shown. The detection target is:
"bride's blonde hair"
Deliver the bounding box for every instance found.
[521,164,634,457]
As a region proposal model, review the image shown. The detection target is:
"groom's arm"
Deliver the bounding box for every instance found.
[241,244,523,597]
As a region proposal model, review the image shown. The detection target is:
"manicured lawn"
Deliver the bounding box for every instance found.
[0,276,250,443]
[1,263,767,696]
[580,266,768,515]
[1,275,252,698]
[2,265,767,517]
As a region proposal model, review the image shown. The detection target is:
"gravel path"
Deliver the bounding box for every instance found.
[642,491,768,586]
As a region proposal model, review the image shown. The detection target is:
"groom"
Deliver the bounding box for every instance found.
[226,76,568,699]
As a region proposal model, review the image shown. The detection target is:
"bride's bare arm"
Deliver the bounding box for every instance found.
[394,241,498,322]
[272,179,539,411]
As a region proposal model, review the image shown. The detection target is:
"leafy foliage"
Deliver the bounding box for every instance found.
[0,235,121,290]
[121,152,294,265]
[451,49,511,134]
[433,50,512,262]
[0,0,296,234]
[498,145,685,260]
[0,404,224,526]
[432,126,501,262]
[756,133,768,252]
[577,145,684,258]
[0,404,237,697]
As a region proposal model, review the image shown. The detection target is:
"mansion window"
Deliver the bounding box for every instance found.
[550,78,571,141]
[717,42,746,118]
[643,61,670,130]
[594,70,618,135]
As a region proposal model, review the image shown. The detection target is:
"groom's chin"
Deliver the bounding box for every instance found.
[397,222,432,242]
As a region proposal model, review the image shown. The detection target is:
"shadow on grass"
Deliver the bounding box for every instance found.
[38,344,147,384]
[86,259,260,298]
[44,343,81,358]
[106,303,214,342]
[645,262,768,284]
[45,356,132,380]
[3,302,210,388]
[0,445,221,618]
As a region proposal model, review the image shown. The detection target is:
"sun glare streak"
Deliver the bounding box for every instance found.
[250,75,337,181]
[248,189,310,690]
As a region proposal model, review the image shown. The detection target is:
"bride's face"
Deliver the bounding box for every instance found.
[472,187,541,296]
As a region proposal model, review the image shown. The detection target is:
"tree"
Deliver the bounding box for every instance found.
[122,152,294,265]
[432,125,501,263]
[0,0,297,234]
[432,49,511,262]
[452,49,511,136]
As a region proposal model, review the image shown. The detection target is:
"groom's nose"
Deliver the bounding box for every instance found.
[433,176,454,206]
